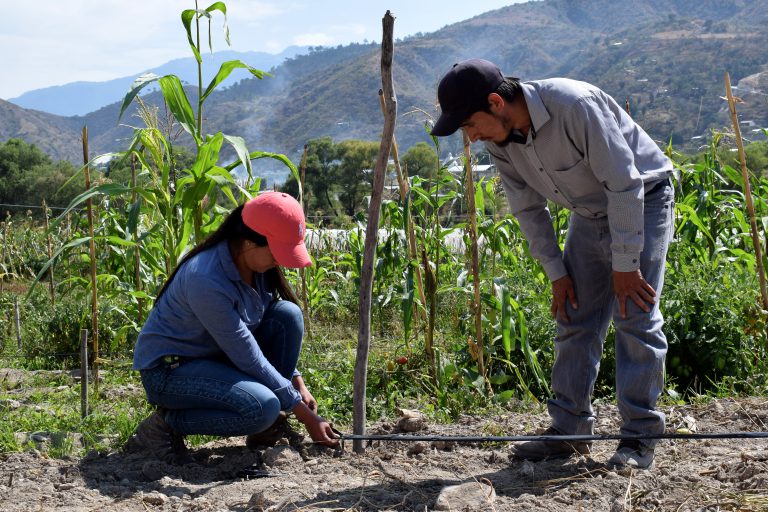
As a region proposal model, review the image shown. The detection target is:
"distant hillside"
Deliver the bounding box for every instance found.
[0,99,82,162]
[7,47,307,117]
[2,0,767,183]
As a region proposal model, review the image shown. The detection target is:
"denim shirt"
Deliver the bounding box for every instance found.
[486,78,672,281]
[132,240,302,410]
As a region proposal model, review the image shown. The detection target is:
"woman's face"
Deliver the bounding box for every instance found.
[243,241,277,273]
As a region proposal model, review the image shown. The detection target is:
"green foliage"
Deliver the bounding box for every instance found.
[3,0,768,460]
[401,142,439,179]
[663,243,766,393]
[0,139,84,210]
[282,137,382,221]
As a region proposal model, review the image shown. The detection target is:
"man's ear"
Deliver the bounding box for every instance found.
[487,93,505,114]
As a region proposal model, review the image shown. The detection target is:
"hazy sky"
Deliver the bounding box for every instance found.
[0,0,525,100]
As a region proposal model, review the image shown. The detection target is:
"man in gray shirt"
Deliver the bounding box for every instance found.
[431,59,674,469]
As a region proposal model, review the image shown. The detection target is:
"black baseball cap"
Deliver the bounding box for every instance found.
[431,59,505,137]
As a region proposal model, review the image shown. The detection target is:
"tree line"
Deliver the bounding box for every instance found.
[2,135,767,222]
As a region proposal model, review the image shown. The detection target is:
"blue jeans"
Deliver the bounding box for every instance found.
[548,182,674,447]
[140,300,304,437]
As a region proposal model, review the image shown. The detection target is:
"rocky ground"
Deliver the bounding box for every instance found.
[1,384,768,510]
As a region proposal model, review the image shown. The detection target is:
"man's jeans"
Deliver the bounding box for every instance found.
[548,181,674,446]
[140,300,304,437]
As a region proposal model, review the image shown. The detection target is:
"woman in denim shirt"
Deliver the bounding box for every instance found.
[128,192,338,463]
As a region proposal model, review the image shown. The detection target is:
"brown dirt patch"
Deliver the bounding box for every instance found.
[1,397,767,511]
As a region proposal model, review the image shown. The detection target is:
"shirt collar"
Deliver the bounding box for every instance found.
[521,81,550,137]
[216,239,244,283]
[499,82,550,146]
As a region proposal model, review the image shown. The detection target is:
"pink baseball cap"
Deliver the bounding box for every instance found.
[241,192,311,268]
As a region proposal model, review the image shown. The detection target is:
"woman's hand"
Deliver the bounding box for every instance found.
[292,402,339,447]
[292,375,318,412]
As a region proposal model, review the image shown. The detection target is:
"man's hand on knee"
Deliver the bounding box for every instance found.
[551,275,578,323]
[613,270,656,318]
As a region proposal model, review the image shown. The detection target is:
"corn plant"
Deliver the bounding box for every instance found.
[28,1,299,343]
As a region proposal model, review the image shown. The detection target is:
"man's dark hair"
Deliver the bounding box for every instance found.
[479,77,522,113]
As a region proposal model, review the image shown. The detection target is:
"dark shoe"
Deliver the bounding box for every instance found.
[246,411,301,448]
[125,408,190,464]
[608,439,654,470]
[510,426,592,461]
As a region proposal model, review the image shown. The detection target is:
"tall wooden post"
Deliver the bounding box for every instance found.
[82,127,100,393]
[353,10,396,454]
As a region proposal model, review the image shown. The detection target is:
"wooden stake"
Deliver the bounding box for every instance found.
[0,213,6,295]
[462,133,489,393]
[42,200,55,305]
[724,72,768,312]
[353,10,396,454]
[80,329,89,418]
[82,127,100,392]
[298,144,312,339]
[14,296,21,351]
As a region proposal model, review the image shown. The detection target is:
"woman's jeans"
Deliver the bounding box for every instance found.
[548,182,674,447]
[140,300,304,437]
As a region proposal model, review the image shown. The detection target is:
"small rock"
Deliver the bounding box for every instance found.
[520,460,535,479]
[397,416,426,432]
[430,440,455,451]
[263,445,303,468]
[247,491,271,511]
[141,461,166,481]
[434,481,496,511]
[142,492,167,505]
[1,399,21,409]
[407,442,428,456]
[396,409,427,432]
[486,450,506,463]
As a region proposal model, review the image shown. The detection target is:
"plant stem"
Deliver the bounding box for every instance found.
[724,72,768,313]
[195,1,203,138]
[462,133,489,394]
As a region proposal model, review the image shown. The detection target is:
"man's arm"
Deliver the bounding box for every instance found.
[564,92,656,316]
[490,145,568,282]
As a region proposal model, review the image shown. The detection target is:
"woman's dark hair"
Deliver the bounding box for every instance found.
[479,76,522,114]
[154,203,300,305]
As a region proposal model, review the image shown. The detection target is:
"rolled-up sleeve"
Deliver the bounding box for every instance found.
[490,146,568,281]
[185,277,302,410]
[564,94,645,272]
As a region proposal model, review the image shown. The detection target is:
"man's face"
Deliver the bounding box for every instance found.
[460,110,510,144]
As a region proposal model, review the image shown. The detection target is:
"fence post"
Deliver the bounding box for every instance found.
[80,329,89,418]
[42,200,56,305]
[14,296,21,351]
[82,126,100,394]
[353,10,396,454]
[298,144,313,340]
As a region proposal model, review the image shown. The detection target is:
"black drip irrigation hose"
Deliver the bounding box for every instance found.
[337,431,768,447]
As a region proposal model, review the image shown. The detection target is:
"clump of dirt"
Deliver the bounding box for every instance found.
[1,397,768,511]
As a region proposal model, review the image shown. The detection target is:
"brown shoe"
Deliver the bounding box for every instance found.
[125,408,190,464]
[246,411,301,448]
[510,426,592,461]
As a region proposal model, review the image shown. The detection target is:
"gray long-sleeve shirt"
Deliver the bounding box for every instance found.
[486,78,672,281]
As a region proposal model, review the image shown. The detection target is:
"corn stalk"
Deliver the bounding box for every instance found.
[724,72,768,312]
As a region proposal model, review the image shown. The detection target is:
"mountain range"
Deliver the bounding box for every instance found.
[3,0,767,183]
[7,47,308,117]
